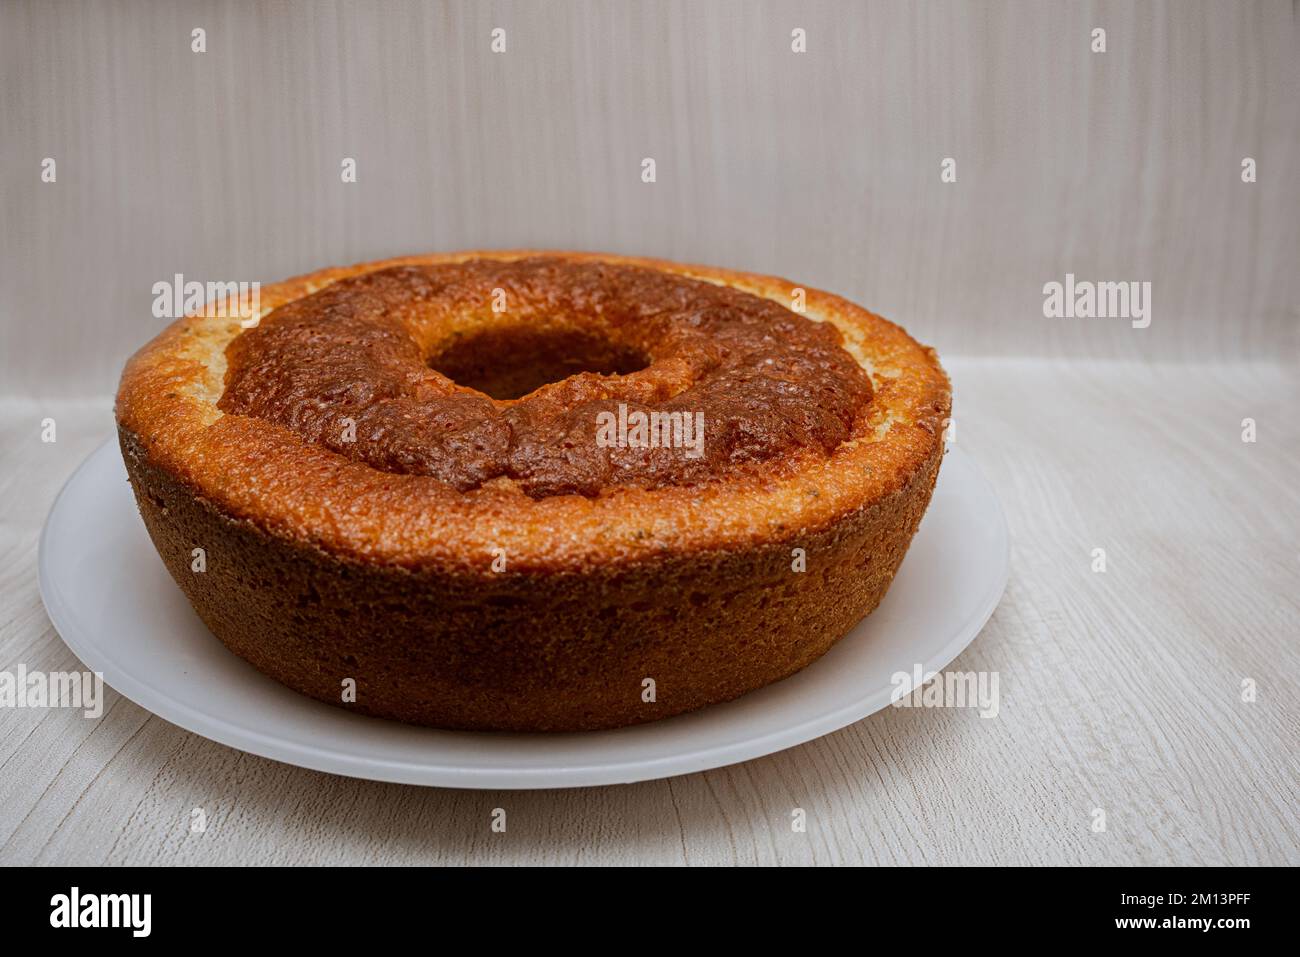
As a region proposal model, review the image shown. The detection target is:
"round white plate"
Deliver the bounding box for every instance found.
[39,439,1008,789]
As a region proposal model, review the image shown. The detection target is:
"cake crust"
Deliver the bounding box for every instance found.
[115,251,950,731]
[216,257,876,498]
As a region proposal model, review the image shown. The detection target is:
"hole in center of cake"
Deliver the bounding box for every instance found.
[427,324,650,400]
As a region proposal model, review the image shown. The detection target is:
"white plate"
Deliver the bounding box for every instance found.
[39,439,1008,789]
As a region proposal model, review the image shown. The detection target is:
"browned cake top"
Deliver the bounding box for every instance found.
[116,251,949,570]
[216,258,874,498]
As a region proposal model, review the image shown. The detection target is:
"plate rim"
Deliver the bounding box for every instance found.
[38,438,1009,789]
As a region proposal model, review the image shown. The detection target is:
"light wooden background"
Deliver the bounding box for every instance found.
[1,1,1297,865]
[2,0,1298,399]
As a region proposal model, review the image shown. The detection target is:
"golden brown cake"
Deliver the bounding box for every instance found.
[115,251,950,731]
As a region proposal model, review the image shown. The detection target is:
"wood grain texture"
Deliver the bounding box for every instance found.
[2,0,1298,401]
[2,358,1296,866]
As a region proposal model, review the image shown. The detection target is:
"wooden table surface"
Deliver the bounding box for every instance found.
[2,357,1296,866]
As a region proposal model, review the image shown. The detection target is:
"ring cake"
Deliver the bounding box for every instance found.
[115,251,950,731]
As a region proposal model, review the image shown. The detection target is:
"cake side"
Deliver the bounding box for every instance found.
[119,422,942,731]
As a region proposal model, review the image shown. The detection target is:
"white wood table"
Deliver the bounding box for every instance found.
[2,357,1296,866]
